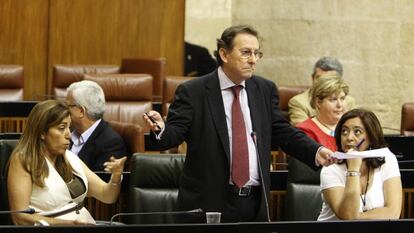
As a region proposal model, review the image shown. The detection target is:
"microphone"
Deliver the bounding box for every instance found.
[0,208,36,215]
[251,132,271,222]
[109,208,203,225]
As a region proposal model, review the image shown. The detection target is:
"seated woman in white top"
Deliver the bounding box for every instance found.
[7,100,127,225]
[318,108,402,221]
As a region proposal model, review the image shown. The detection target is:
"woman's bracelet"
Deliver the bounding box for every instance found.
[346,171,361,177]
[110,174,123,186]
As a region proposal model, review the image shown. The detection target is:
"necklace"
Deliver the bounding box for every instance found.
[360,166,370,212]
[315,117,335,136]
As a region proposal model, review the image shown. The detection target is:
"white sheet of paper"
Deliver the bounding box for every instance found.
[332,147,394,159]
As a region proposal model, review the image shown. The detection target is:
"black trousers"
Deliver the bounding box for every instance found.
[221,185,261,223]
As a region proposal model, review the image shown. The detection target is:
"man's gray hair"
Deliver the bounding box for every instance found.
[67,80,105,120]
[312,56,343,78]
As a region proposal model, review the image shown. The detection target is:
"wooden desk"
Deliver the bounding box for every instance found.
[1,219,414,232]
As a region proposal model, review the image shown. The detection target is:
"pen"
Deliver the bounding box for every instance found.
[355,138,365,151]
[145,112,161,130]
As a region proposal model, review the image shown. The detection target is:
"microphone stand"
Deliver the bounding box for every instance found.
[109,208,203,225]
[251,132,271,222]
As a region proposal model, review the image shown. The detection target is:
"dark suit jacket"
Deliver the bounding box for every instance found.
[70,120,127,171]
[184,42,217,77]
[150,70,321,222]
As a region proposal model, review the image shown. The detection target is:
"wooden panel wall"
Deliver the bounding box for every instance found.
[0,0,185,100]
[0,0,49,100]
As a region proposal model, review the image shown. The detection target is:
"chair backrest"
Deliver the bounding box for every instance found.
[127,153,185,224]
[274,85,309,172]
[0,65,24,101]
[284,157,322,221]
[52,64,121,99]
[162,76,194,116]
[84,74,153,133]
[401,103,414,136]
[121,57,166,102]
[0,139,19,225]
[108,120,145,155]
[107,120,144,171]
[277,85,309,121]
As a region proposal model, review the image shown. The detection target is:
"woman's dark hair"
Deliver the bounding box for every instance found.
[335,108,386,168]
[214,25,261,66]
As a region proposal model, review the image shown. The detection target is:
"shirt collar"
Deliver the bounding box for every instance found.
[217,66,246,90]
[71,119,102,146]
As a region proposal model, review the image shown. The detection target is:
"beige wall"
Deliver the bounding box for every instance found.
[186,0,414,134]
[185,0,232,56]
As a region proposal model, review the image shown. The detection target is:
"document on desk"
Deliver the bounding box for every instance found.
[332,147,394,159]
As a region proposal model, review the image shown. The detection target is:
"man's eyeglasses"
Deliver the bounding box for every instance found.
[239,49,263,60]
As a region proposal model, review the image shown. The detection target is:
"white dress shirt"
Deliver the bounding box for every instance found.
[217,67,260,186]
[70,119,101,155]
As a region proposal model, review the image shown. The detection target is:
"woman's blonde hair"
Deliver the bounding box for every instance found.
[309,73,349,109]
[13,100,73,187]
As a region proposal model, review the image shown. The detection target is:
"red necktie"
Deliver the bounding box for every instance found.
[231,85,249,188]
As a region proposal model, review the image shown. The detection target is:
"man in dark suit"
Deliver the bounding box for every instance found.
[67,80,126,171]
[143,25,334,223]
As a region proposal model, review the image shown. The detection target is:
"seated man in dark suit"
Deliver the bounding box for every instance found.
[66,80,127,171]
[184,41,217,76]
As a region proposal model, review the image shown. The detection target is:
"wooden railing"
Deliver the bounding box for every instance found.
[84,172,130,222]
[0,117,27,133]
[402,188,414,219]
[84,192,128,221]
[269,190,286,221]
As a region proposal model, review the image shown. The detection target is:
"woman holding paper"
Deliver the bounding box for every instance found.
[7,100,127,225]
[317,108,402,220]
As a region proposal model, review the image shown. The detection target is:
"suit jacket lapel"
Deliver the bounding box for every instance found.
[246,77,267,175]
[77,120,105,160]
[205,72,231,162]
[246,77,272,221]
[246,77,261,136]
